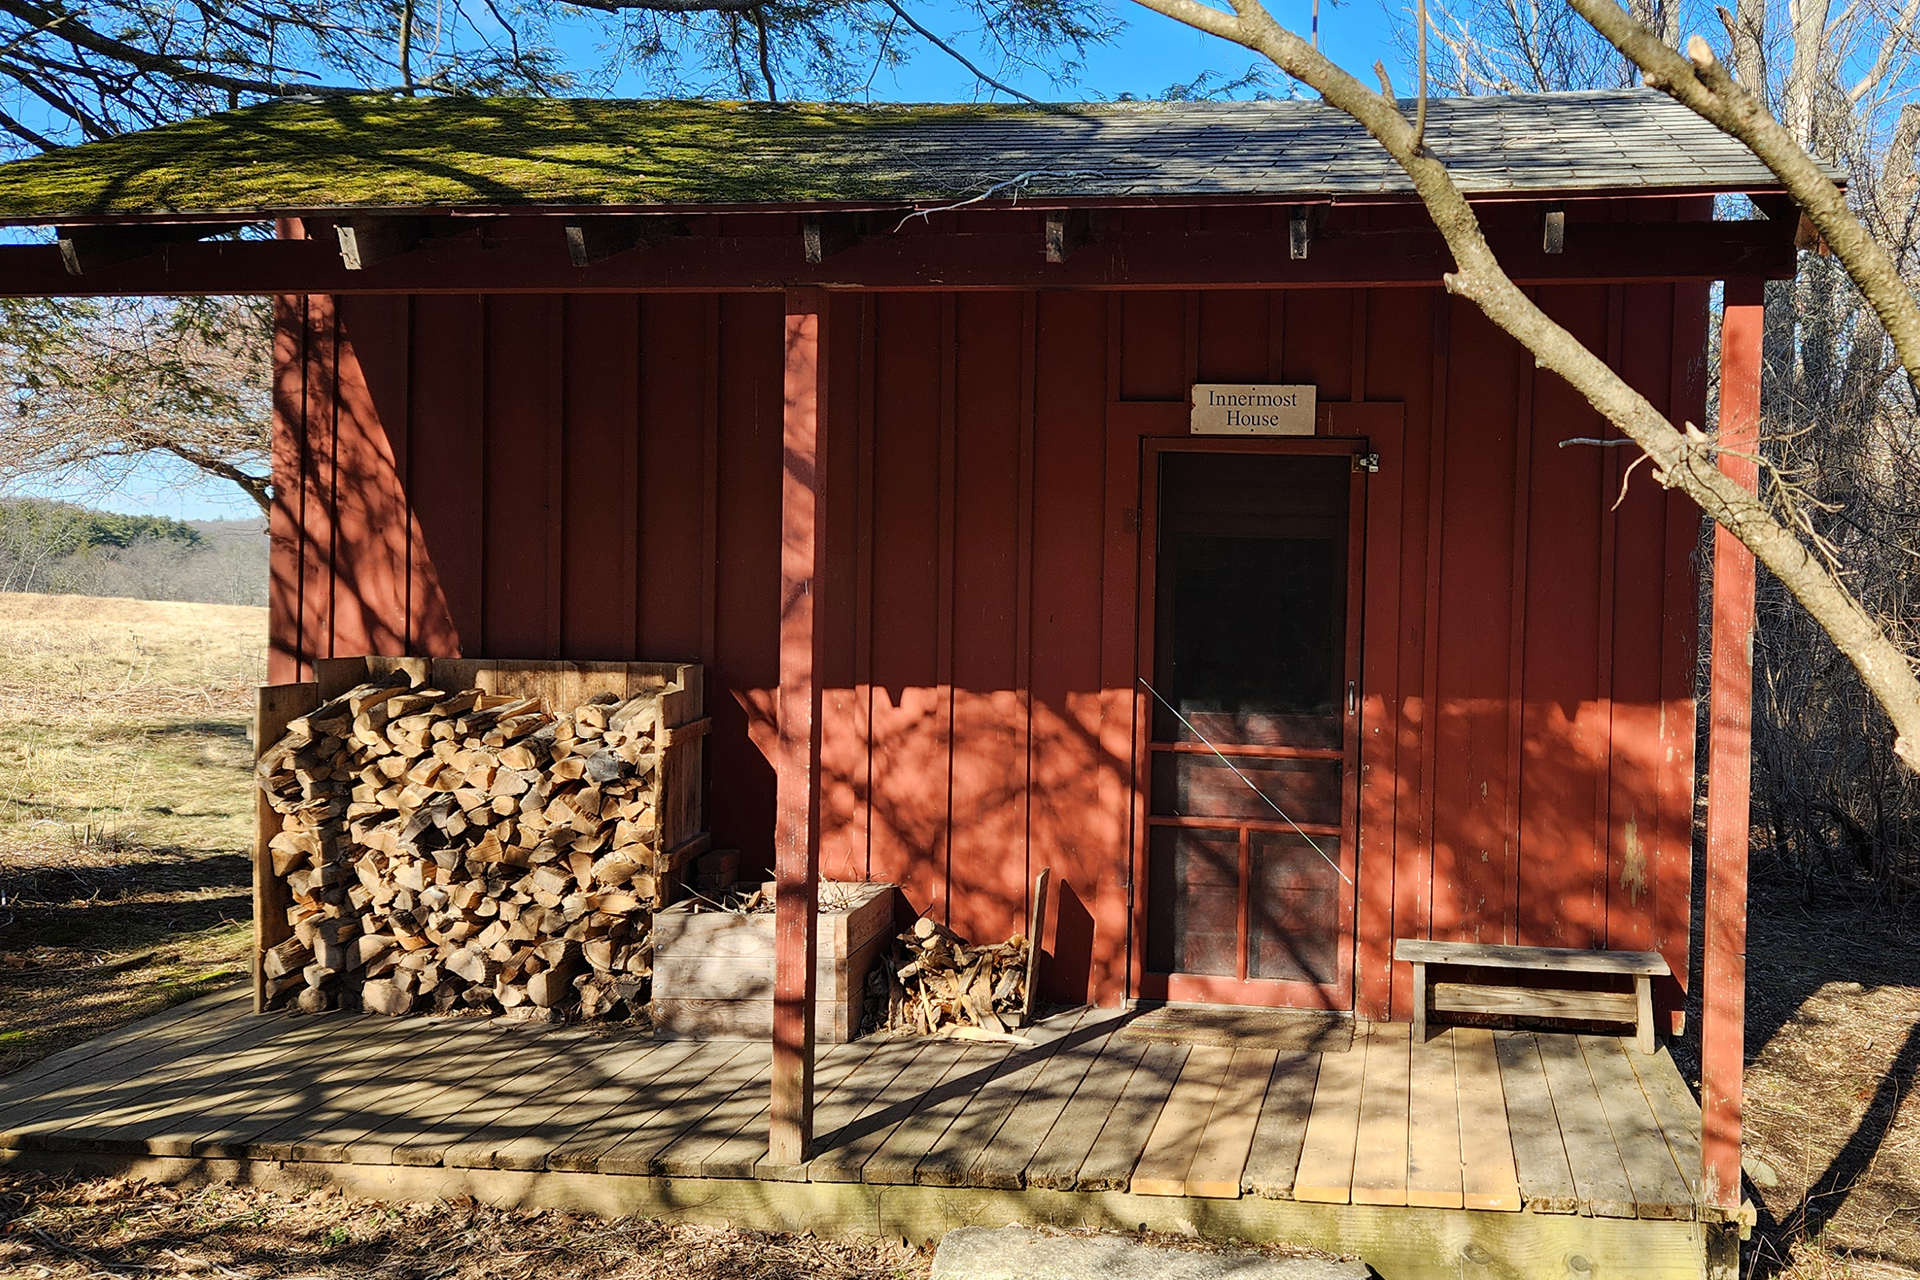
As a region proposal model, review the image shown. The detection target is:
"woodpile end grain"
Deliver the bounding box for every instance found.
[868,916,1031,1036]
[256,668,670,1020]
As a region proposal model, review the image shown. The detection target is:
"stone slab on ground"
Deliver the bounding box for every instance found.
[928,1225,1368,1280]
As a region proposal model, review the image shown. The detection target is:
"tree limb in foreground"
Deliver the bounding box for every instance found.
[1565,0,1920,405]
[1126,0,1920,772]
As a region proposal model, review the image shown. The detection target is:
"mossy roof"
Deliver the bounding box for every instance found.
[0,90,1787,222]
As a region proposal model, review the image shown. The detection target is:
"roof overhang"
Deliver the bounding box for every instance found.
[0,202,1800,297]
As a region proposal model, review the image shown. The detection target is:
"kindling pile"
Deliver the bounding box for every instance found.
[874,916,1032,1035]
[255,669,668,1019]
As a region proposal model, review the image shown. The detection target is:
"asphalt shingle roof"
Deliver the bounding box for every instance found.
[0,89,1790,221]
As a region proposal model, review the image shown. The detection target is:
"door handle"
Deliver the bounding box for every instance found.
[1347,681,1357,716]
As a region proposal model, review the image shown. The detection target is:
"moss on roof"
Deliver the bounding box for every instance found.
[0,97,1088,218]
[0,90,1793,222]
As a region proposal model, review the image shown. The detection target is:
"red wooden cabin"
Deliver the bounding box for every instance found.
[0,89,1786,1269]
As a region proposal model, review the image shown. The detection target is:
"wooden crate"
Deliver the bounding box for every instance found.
[251,656,705,1013]
[651,882,896,1041]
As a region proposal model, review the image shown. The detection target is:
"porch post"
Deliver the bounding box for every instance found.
[770,287,829,1165]
[1701,278,1762,1217]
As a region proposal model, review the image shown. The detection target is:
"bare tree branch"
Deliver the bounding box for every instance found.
[1128,0,1920,772]
[878,0,1041,102]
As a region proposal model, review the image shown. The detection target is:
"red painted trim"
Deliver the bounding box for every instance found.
[1702,278,1762,1213]
[1131,433,1366,1013]
[0,221,1799,298]
[1327,391,1409,1021]
[268,290,307,684]
[1502,295,1536,947]
[1016,292,1039,941]
[771,287,830,1164]
[935,297,959,924]
[1593,283,1625,950]
[1408,294,1452,1000]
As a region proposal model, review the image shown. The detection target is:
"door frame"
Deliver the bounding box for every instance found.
[1131,435,1368,1009]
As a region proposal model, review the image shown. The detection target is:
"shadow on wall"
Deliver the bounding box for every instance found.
[736,677,1131,1008]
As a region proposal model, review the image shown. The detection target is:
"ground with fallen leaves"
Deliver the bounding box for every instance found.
[0,1177,931,1279]
[1729,883,1920,1280]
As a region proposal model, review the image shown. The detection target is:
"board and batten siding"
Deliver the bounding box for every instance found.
[269,268,1704,1022]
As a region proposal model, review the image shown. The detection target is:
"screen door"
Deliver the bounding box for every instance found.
[1137,442,1363,1009]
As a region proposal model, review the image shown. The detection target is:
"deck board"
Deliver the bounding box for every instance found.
[970,1015,1119,1189]
[1405,1028,1462,1209]
[915,1012,1086,1187]
[1130,1044,1233,1196]
[1534,1031,1638,1218]
[1454,1028,1521,1211]
[597,1042,773,1176]
[1022,1034,1151,1190]
[0,998,1704,1233]
[387,1027,608,1167]
[1183,1046,1278,1198]
[40,1011,360,1152]
[1492,1031,1579,1213]
[1239,1049,1320,1198]
[146,1015,447,1158]
[545,1041,748,1171]
[352,1025,599,1166]
[1578,1036,1694,1220]
[1628,1046,1704,1207]
[0,989,251,1110]
[1293,1028,1365,1204]
[178,1020,455,1158]
[259,1020,568,1162]
[0,1006,292,1143]
[1350,1021,1412,1207]
[807,1040,969,1183]
[1076,1040,1187,1191]
[862,1047,1008,1185]
[632,1043,776,1177]
[706,1042,881,1178]
[445,1037,669,1169]
[494,1039,704,1171]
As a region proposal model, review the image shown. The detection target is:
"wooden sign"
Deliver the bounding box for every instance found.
[1189,384,1317,436]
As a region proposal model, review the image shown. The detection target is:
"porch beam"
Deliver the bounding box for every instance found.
[0,220,1798,297]
[55,221,241,275]
[1700,278,1762,1217]
[770,286,830,1166]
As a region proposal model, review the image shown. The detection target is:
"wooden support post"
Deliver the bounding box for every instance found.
[770,287,830,1166]
[1701,278,1762,1217]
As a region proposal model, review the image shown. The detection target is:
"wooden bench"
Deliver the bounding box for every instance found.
[1394,939,1670,1054]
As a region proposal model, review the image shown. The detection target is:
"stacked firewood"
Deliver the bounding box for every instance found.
[256,669,664,1020]
[874,916,1030,1035]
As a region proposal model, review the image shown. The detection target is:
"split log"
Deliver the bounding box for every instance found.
[258,671,679,1020]
[875,916,1033,1036]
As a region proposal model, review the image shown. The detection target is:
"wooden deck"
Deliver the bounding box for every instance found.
[0,992,1715,1278]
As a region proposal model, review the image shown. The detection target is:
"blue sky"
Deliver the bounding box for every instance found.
[41,0,1411,523]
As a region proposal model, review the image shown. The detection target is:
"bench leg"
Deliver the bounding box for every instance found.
[1412,963,1428,1044]
[1635,975,1655,1054]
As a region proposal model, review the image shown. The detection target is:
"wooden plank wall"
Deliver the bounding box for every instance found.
[267,200,1709,1019]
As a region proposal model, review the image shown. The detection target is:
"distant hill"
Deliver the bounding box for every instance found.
[0,497,266,607]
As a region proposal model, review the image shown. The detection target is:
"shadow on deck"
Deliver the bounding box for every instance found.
[0,991,1715,1279]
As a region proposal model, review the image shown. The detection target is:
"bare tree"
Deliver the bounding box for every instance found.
[1124,0,1920,775]
[0,0,1118,513]
[1390,1,1920,891]
[0,295,272,513]
[0,0,1115,154]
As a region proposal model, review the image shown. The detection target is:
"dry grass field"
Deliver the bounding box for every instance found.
[0,592,262,1073]
[0,591,1912,1279]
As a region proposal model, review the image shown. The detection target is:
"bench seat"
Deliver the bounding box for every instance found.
[1393,939,1670,1053]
